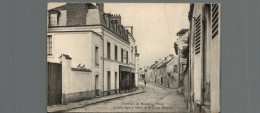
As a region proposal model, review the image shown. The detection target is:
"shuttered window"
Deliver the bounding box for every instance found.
[195,14,202,55]
[47,35,52,55]
[212,4,219,39]
[107,42,111,59]
[95,46,99,66]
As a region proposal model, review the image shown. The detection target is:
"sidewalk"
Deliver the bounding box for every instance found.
[47,89,145,112]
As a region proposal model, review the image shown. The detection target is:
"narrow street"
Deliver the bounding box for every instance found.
[69,81,187,112]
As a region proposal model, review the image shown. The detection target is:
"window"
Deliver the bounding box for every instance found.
[174,65,178,73]
[47,35,52,55]
[131,49,133,63]
[212,4,219,39]
[126,51,128,64]
[195,14,202,55]
[121,48,124,62]
[50,13,58,26]
[104,15,109,28]
[107,42,111,59]
[95,46,99,66]
[107,71,111,95]
[115,72,117,90]
[161,78,163,83]
[182,64,186,73]
[115,45,118,61]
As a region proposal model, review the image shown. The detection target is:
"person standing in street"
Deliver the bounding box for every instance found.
[144,80,146,86]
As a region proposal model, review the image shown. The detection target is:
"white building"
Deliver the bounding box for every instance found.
[47,3,139,105]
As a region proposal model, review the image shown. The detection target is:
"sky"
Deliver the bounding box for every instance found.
[48,3,190,68]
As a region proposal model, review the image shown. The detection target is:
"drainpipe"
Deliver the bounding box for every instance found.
[102,28,105,97]
[178,50,180,87]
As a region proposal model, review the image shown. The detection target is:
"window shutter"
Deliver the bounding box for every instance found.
[193,14,203,104]
[212,4,219,39]
[47,35,52,55]
[195,14,202,55]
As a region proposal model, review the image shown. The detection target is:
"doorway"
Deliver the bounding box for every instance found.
[107,71,111,95]
[47,62,62,105]
[95,75,99,97]
[115,72,117,94]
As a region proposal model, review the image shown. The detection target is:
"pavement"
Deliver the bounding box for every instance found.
[68,82,188,112]
[149,82,170,89]
[47,88,145,112]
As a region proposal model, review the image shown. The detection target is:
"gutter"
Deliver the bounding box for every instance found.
[102,28,105,97]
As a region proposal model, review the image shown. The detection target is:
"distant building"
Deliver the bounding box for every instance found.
[155,55,174,86]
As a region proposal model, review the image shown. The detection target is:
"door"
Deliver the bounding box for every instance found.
[47,62,62,105]
[115,72,117,93]
[95,75,99,96]
[107,71,111,95]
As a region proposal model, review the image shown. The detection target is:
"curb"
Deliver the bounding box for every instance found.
[51,90,145,113]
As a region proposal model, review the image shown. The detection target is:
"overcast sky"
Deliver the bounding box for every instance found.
[48,3,190,68]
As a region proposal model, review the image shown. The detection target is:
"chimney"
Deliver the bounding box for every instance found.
[125,26,134,35]
[131,26,133,35]
[111,14,121,24]
[169,54,174,58]
[96,3,104,11]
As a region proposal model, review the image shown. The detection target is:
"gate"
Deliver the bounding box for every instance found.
[47,62,62,105]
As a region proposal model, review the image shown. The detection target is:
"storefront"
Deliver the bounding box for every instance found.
[119,65,136,93]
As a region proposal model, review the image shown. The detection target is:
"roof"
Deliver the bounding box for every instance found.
[163,58,174,66]
[150,63,156,68]
[166,58,175,65]
[157,58,173,68]
[154,60,165,69]
[175,30,189,55]
[177,29,189,36]
[48,3,130,43]
[48,3,97,11]
[59,54,72,59]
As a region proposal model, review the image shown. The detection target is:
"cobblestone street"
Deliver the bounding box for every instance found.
[69,81,187,112]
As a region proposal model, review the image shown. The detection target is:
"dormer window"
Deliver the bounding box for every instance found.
[48,10,60,27]
[50,13,58,26]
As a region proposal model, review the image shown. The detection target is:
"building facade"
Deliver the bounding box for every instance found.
[47,3,139,105]
[184,3,221,112]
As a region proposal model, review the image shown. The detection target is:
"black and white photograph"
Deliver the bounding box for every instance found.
[46,2,221,113]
